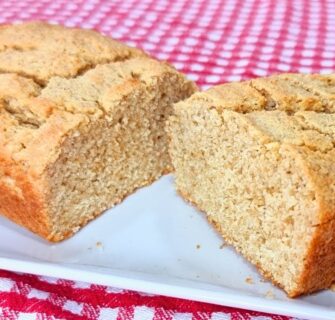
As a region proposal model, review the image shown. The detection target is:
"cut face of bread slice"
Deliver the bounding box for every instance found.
[0,22,196,241]
[167,74,335,297]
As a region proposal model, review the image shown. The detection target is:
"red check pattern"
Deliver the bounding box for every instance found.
[0,0,334,319]
[0,270,291,320]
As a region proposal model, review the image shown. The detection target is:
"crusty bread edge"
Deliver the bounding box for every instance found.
[0,156,52,240]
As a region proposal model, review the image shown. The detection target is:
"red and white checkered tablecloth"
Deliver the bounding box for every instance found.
[0,0,334,319]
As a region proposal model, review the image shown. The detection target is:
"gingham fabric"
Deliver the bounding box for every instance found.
[0,0,334,319]
[0,270,294,320]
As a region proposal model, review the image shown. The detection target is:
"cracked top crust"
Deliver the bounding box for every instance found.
[175,73,335,223]
[0,22,194,177]
[194,74,335,153]
[0,22,144,84]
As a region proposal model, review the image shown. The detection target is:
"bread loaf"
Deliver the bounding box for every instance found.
[0,22,196,241]
[167,73,335,297]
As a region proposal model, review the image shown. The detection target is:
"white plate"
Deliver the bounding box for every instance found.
[0,175,334,320]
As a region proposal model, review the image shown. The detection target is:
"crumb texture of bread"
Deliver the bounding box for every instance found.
[167,74,335,297]
[0,22,196,241]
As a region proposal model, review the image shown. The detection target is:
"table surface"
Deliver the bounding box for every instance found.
[0,0,334,319]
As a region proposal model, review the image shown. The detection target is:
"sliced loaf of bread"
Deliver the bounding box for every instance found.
[167,74,335,297]
[0,22,196,241]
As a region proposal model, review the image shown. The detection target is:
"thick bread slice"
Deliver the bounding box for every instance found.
[167,74,335,297]
[0,22,196,241]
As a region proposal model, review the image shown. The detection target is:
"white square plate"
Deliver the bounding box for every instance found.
[0,175,334,320]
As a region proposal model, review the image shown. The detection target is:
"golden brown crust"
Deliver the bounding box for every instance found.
[278,73,335,108]
[249,76,325,111]
[294,218,335,297]
[204,82,267,112]
[0,21,144,84]
[0,155,51,239]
